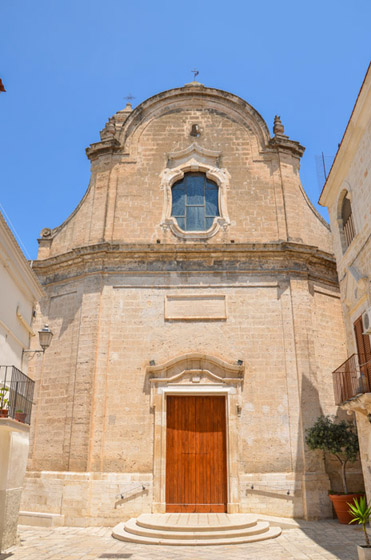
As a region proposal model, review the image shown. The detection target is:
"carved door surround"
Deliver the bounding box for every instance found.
[148,352,244,513]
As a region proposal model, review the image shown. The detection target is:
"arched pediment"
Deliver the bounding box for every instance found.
[118,84,271,152]
[147,352,244,385]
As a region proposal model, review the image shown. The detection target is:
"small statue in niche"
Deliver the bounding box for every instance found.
[190,124,201,137]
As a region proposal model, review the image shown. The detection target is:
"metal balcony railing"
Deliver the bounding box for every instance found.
[0,365,35,425]
[332,354,371,405]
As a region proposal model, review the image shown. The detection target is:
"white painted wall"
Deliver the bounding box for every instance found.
[0,212,44,373]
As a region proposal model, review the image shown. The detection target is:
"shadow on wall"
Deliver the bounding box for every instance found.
[291,372,365,559]
[292,372,325,520]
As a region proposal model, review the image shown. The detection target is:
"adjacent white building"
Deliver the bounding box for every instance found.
[319,63,371,500]
[0,210,44,552]
[0,211,44,369]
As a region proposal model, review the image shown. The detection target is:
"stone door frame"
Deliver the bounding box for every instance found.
[147,353,244,514]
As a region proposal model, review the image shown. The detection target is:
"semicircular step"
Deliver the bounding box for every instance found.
[112,516,282,546]
[125,518,270,540]
[136,513,259,532]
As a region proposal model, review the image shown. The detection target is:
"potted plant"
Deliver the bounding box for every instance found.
[15,409,27,423]
[348,496,371,559]
[306,415,363,523]
[0,387,9,417]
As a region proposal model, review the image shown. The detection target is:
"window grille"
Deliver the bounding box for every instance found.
[341,195,355,248]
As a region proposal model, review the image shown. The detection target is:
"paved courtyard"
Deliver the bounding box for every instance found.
[0,521,368,560]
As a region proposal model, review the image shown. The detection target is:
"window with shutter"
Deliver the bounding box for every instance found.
[354,315,371,390]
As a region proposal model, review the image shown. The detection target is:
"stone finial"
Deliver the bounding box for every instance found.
[184,81,204,87]
[100,117,116,140]
[273,115,285,136]
[40,228,52,238]
[106,118,116,134]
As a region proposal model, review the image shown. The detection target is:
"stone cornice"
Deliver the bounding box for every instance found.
[267,133,305,159]
[319,63,371,207]
[85,137,121,161]
[31,241,338,287]
[0,211,44,301]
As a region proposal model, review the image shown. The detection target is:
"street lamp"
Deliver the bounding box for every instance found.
[23,324,53,356]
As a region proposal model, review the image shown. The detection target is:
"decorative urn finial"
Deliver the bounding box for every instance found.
[273,115,285,136]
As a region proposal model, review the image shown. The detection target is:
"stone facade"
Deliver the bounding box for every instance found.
[319,64,371,499]
[22,82,351,526]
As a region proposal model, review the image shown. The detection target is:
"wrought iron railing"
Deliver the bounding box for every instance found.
[332,354,371,405]
[0,366,35,425]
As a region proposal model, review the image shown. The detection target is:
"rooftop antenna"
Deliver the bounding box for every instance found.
[315,152,335,192]
[191,69,199,81]
[321,151,327,180]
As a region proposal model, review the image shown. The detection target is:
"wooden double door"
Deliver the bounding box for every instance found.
[166,396,227,513]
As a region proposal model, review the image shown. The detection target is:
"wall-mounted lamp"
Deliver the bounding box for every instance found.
[149,360,156,367]
[23,325,53,357]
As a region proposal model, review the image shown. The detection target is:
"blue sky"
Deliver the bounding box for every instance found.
[0,0,370,259]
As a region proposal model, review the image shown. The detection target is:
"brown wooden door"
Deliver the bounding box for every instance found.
[166,396,227,513]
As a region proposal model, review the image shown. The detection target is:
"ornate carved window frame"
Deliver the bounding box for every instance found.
[160,144,231,240]
[147,353,244,513]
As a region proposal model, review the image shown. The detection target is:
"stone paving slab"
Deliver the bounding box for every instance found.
[0,520,367,560]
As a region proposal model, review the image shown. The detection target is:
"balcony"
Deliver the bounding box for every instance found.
[0,366,35,425]
[333,354,371,406]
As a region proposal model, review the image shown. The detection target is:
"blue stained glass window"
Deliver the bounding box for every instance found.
[171,173,219,231]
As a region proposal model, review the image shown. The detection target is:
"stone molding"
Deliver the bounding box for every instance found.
[30,241,339,288]
[159,155,231,240]
[342,392,371,416]
[118,85,272,153]
[147,353,244,514]
[166,142,222,168]
[267,133,305,159]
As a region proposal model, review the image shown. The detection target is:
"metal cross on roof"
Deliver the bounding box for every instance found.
[124,93,136,102]
[191,69,199,81]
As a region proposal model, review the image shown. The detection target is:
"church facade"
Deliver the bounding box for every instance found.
[23,82,348,526]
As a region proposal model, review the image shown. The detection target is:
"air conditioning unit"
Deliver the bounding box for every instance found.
[362,307,371,335]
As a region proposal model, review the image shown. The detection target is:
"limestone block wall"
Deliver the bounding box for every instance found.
[21,244,348,525]
[23,84,352,525]
[37,85,333,260]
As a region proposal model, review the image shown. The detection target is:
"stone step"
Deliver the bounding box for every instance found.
[125,517,271,540]
[136,512,259,532]
[112,522,282,545]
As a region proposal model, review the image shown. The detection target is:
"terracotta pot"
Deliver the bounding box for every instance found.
[15,411,27,423]
[357,545,371,560]
[0,409,8,418]
[329,493,365,524]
